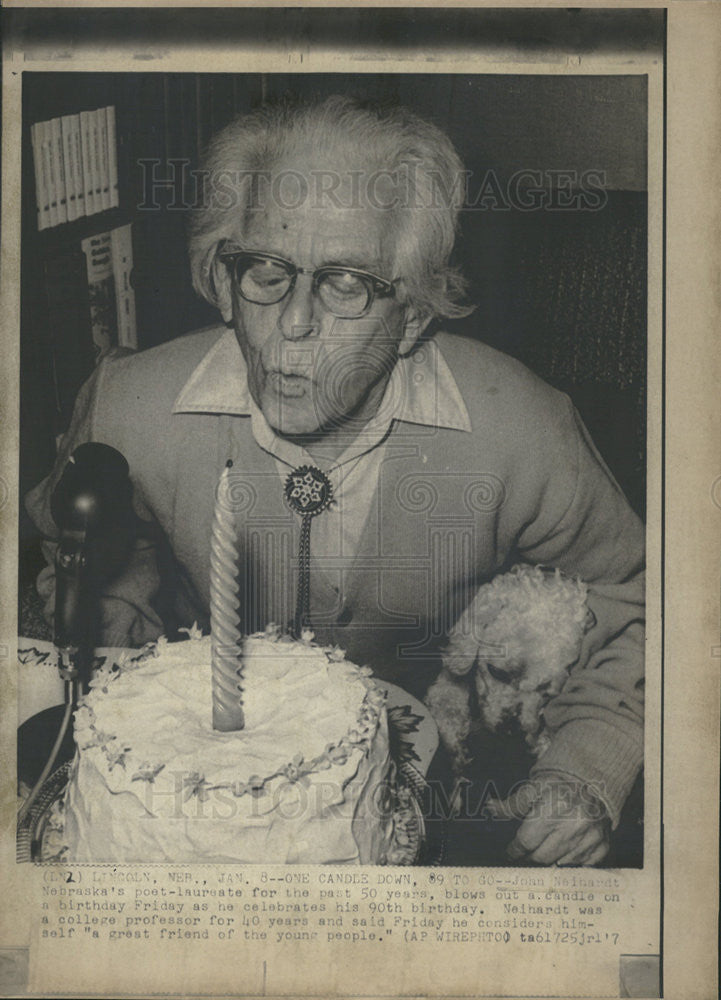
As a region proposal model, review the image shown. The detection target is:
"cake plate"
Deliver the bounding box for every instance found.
[17,761,73,863]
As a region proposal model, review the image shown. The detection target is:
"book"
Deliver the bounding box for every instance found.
[97,106,111,211]
[40,121,59,228]
[65,114,86,221]
[79,110,96,216]
[50,117,68,225]
[60,115,80,223]
[106,105,119,209]
[110,224,137,349]
[30,122,50,230]
[81,231,117,359]
[89,109,103,213]
[72,115,86,219]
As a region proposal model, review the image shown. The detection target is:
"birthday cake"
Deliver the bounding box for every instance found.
[59,626,414,864]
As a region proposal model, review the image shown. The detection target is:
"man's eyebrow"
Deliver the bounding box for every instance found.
[320,254,385,272]
[232,242,388,274]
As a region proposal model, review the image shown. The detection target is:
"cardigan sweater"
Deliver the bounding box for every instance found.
[26,326,645,824]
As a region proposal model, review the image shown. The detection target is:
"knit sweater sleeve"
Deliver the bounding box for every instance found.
[518,397,645,828]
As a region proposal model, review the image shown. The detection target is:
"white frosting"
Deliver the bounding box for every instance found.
[63,632,394,864]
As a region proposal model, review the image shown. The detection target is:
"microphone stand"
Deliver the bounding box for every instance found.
[16,531,92,833]
[17,443,135,843]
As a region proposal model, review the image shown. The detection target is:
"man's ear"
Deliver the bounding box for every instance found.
[398,306,433,356]
[210,255,234,324]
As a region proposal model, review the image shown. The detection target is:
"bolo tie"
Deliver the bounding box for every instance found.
[282,464,335,636]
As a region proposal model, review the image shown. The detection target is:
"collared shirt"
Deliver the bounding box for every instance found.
[172,329,471,595]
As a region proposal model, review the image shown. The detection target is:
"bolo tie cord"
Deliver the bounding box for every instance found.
[283,464,335,637]
[294,513,313,635]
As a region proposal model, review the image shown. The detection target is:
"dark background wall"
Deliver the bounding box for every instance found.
[20,70,648,538]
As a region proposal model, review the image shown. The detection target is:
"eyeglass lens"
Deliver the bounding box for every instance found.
[236,256,372,317]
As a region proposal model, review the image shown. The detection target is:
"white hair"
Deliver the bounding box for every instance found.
[188,95,474,322]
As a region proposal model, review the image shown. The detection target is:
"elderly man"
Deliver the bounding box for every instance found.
[26,96,644,866]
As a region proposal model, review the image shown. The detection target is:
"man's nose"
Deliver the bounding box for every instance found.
[278,276,319,340]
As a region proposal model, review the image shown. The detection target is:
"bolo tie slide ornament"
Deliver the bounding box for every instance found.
[283,465,334,635]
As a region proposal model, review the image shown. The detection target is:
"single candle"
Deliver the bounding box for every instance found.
[210,463,245,731]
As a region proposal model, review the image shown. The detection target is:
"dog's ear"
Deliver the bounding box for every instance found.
[441,635,480,677]
[583,607,597,633]
[424,669,474,774]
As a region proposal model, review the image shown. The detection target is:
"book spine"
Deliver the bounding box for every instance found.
[30,123,50,230]
[81,231,118,360]
[60,115,78,223]
[41,121,59,228]
[98,106,111,211]
[50,117,68,224]
[90,109,103,212]
[70,115,86,219]
[110,224,137,350]
[106,105,119,209]
[79,111,96,216]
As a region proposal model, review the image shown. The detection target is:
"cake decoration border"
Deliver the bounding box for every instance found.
[76,625,390,802]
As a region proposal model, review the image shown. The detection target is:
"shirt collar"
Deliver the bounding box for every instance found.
[172,327,471,434]
[172,328,254,415]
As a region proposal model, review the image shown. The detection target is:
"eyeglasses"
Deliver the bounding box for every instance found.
[217,243,400,319]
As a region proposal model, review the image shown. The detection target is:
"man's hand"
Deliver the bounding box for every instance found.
[484,771,611,866]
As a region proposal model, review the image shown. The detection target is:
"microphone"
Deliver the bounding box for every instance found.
[18,443,135,831]
[51,443,135,655]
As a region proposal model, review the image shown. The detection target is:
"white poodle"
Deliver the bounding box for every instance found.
[425,564,594,772]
